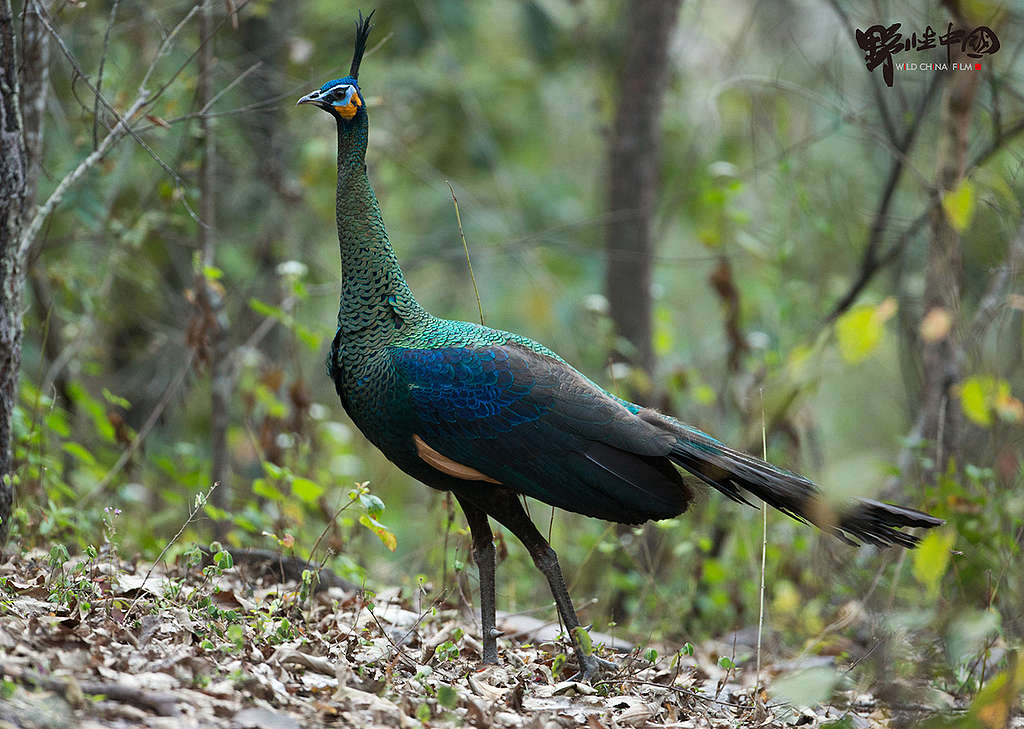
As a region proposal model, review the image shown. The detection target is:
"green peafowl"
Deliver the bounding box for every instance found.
[298,12,943,679]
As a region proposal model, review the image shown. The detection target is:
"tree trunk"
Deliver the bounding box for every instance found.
[0,0,28,543]
[917,41,979,479]
[195,0,231,534]
[602,0,681,623]
[604,0,681,399]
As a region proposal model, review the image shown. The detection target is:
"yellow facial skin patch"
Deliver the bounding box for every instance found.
[334,91,363,119]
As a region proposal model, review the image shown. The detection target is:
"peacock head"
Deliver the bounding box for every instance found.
[297,77,365,122]
[296,10,374,124]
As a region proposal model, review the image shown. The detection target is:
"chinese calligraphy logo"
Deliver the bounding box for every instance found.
[856,22,999,87]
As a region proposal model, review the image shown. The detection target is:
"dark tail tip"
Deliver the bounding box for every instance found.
[836,499,945,548]
[350,9,376,79]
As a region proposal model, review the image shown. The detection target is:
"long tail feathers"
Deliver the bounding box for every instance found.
[666,431,944,548]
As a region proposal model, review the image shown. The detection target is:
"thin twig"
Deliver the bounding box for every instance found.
[826,115,1024,323]
[968,217,1024,345]
[123,482,219,622]
[34,3,195,189]
[824,73,942,324]
[447,181,485,326]
[755,388,768,694]
[198,60,261,116]
[83,351,195,502]
[17,93,147,260]
[91,0,120,149]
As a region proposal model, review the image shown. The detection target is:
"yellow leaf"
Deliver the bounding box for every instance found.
[971,653,1024,729]
[962,377,993,426]
[942,179,975,233]
[836,307,877,363]
[960,375,1015,427]
[994,392,1024,423]
[359,514,397,551]
[912,529,955,597]
[835,299,895,364]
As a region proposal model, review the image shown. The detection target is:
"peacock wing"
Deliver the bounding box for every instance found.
[390,341,691,523]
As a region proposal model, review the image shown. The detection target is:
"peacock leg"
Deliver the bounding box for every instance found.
[455,495,499,664]
[482,491,612,680]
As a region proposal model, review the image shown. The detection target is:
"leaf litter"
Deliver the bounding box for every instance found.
[0,549,985,728]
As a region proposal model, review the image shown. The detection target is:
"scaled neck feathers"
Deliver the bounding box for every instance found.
[334,113,426,335]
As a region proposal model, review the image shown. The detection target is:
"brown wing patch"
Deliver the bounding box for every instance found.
[413,434,501,484]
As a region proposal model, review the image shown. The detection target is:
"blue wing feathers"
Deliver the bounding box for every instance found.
[390,341,691,523]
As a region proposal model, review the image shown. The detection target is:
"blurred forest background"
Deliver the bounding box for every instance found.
[3,0,1024,709]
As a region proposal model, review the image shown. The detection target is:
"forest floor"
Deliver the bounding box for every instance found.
[0,548,998,729]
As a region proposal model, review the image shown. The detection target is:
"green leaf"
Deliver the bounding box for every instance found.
[572,626,592,656]
[941,179,975,233]
[551,653,567,679]
[415,703,431,722]
[203,265,224,280]
[204,503,230,522]
[249,297,285,320]
[67,383,115,443]
[261,461,286,480]
[101,388,131,409]
[436,684,458,709]
[912,529,955,597]
[291,476,324,504]
[61,442,97,466]
[213,550,234,570]
[45,410,70,438]
[358,492,385,516]
[359,514,397,551]
[252,478,286,502]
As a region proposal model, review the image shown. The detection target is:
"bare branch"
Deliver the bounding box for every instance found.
[33,4,198,222]
[199,60,261,116]
[17,93,148,261]
[825,114,1024,323]
[825,73,942,324]
[92,0,120,149]
[823,0,897,144]
[969,217,1024,346]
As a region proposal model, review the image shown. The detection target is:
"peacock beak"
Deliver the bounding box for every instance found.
[296,89,325,107]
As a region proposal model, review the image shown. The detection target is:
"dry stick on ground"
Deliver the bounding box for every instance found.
[0,662,182,717]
